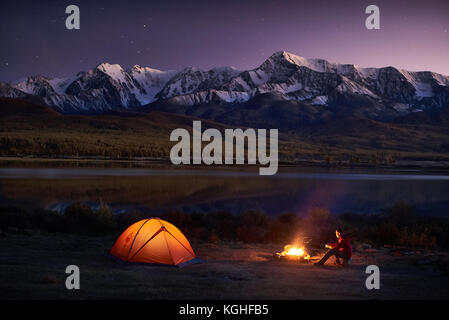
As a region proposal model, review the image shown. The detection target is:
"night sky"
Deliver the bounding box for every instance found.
[1,0,448,82]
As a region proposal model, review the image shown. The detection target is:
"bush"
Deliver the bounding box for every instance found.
[399,227,436,248]
[265,213,300,244]
[31,208,65,232]
[338,202,449,249]
[369,223,401,245]
[1,201,449,249]
[63,202,115,236]
[301,208,338,246]
[236,210,270,243]
[383,201,416,227]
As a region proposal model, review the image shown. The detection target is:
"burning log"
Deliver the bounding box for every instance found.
[274,244,311,263]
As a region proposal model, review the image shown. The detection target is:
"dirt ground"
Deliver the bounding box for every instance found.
[1,231,448,299]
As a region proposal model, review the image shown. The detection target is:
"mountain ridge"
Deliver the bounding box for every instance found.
[1,51,448,121]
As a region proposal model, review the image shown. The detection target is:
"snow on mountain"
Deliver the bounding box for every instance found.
[15,76,57,96]
[97,63,127,82]
[0,82,28,99]
[156,66,241,100]
[2,63,179,112]
[1,51,448,115]
[310,95,328,105]
[279,51,357,75]
[167,89,251,105]
[130,65,177,104]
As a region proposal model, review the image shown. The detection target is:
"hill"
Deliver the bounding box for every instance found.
[2,98,449,165]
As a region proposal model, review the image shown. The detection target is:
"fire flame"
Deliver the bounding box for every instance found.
[279,245,310,260]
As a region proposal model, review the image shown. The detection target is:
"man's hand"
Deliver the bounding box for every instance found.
[325,244,332,249]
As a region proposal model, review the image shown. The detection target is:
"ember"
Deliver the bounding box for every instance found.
[275,244,311,262]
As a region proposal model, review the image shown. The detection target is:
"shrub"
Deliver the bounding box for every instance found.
[301,207,338,246]
[63,202,115,236]
[265,213,300,244]
[399,227,436,249]
[236,211,270,243]
[31,208,65,232]
[0,207,30,229]
[2,201,449,249]
[383,201,416,227]
[369,223,401,245]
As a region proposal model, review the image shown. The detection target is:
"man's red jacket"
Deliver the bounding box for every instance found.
[329,235,352,260]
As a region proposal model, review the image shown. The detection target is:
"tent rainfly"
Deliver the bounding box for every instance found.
[110,218,197,267]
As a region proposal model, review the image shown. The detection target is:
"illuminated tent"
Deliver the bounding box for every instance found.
[110,218,197,267]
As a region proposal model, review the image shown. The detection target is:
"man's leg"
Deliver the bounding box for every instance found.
[334,251,348,266]
[315,249,337,265]
[334,255,341,265]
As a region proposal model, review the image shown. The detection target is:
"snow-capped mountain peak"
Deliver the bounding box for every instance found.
[1,51,448,115]
[96,63,129,83]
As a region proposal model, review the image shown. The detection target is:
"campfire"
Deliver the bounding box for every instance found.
[274,244,311,263]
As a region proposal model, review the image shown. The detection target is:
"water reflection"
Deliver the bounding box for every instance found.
[1,167,449,215]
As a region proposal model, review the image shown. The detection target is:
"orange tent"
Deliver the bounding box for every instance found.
[110,218,197,267]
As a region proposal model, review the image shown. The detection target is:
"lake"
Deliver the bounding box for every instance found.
[1,167,449,216]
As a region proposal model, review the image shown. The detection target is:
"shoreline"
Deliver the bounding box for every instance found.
[1,156,449,173]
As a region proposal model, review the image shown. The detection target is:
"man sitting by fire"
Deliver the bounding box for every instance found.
[314,228,352,267]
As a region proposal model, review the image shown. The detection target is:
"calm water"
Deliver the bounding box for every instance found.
[1,167,449,216]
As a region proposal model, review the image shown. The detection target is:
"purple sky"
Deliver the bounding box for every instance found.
[1,0,448,82]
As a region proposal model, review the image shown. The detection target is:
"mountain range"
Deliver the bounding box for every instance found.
[1,51,449,128]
